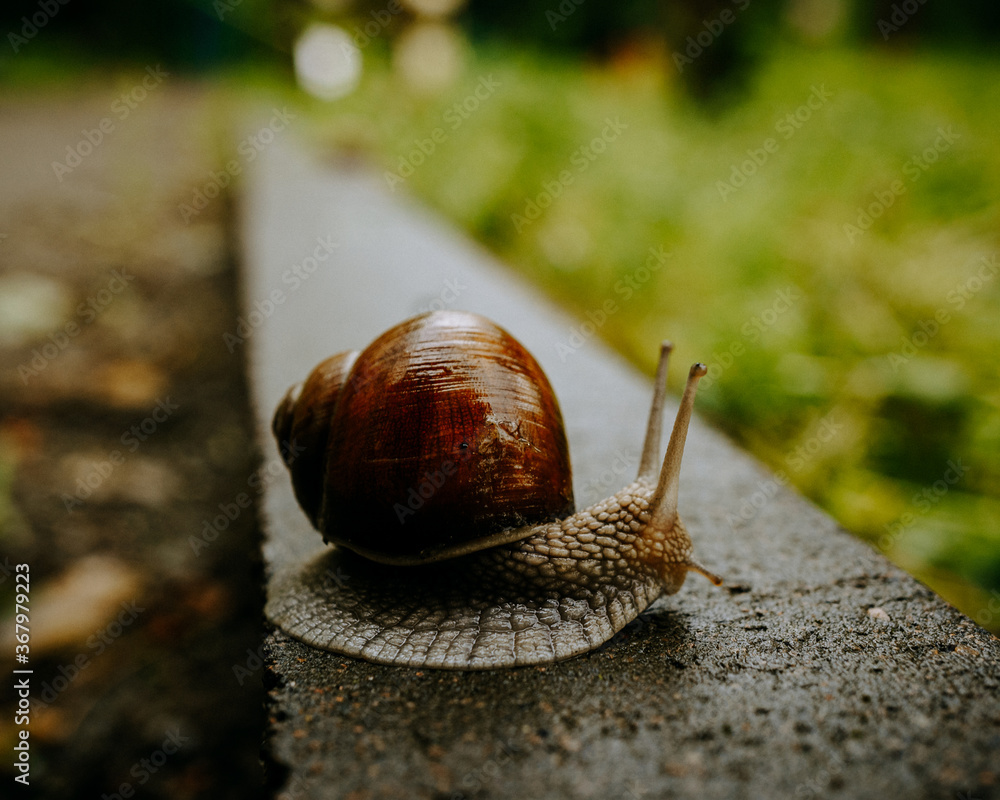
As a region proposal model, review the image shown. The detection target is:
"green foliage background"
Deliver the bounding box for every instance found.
[299,43,1000,626]
[3,0,996,628]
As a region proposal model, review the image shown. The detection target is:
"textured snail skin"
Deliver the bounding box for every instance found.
[266,315,721,669]
[266,478,692,669]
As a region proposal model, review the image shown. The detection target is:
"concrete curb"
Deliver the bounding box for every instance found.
[242,137,1000,800]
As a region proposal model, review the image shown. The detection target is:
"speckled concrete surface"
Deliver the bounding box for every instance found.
[243,138,1000,800]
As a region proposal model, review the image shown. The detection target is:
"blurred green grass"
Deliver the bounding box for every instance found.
[296,43,1000,627]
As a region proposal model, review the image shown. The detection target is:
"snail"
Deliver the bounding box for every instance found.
[265,310,721,669]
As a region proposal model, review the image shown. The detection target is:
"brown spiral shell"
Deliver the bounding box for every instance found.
[272,310,574,563]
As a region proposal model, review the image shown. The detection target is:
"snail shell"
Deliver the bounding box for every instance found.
[272,310,574,562]
[266,310,721,669]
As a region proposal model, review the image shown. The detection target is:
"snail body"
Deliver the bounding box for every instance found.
[266,310,721,669]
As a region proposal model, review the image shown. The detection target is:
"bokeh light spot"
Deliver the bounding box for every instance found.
[294,23,363,101]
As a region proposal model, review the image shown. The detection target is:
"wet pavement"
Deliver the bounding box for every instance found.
[244,138,1000,799]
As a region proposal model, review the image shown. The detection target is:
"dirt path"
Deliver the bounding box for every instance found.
[0,83,268,798]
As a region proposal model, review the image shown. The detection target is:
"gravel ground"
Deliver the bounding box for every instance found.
[0,84,269,798]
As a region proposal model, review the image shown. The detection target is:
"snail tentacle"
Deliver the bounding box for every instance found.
[646,362,707,535]
[637,341,673,481]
